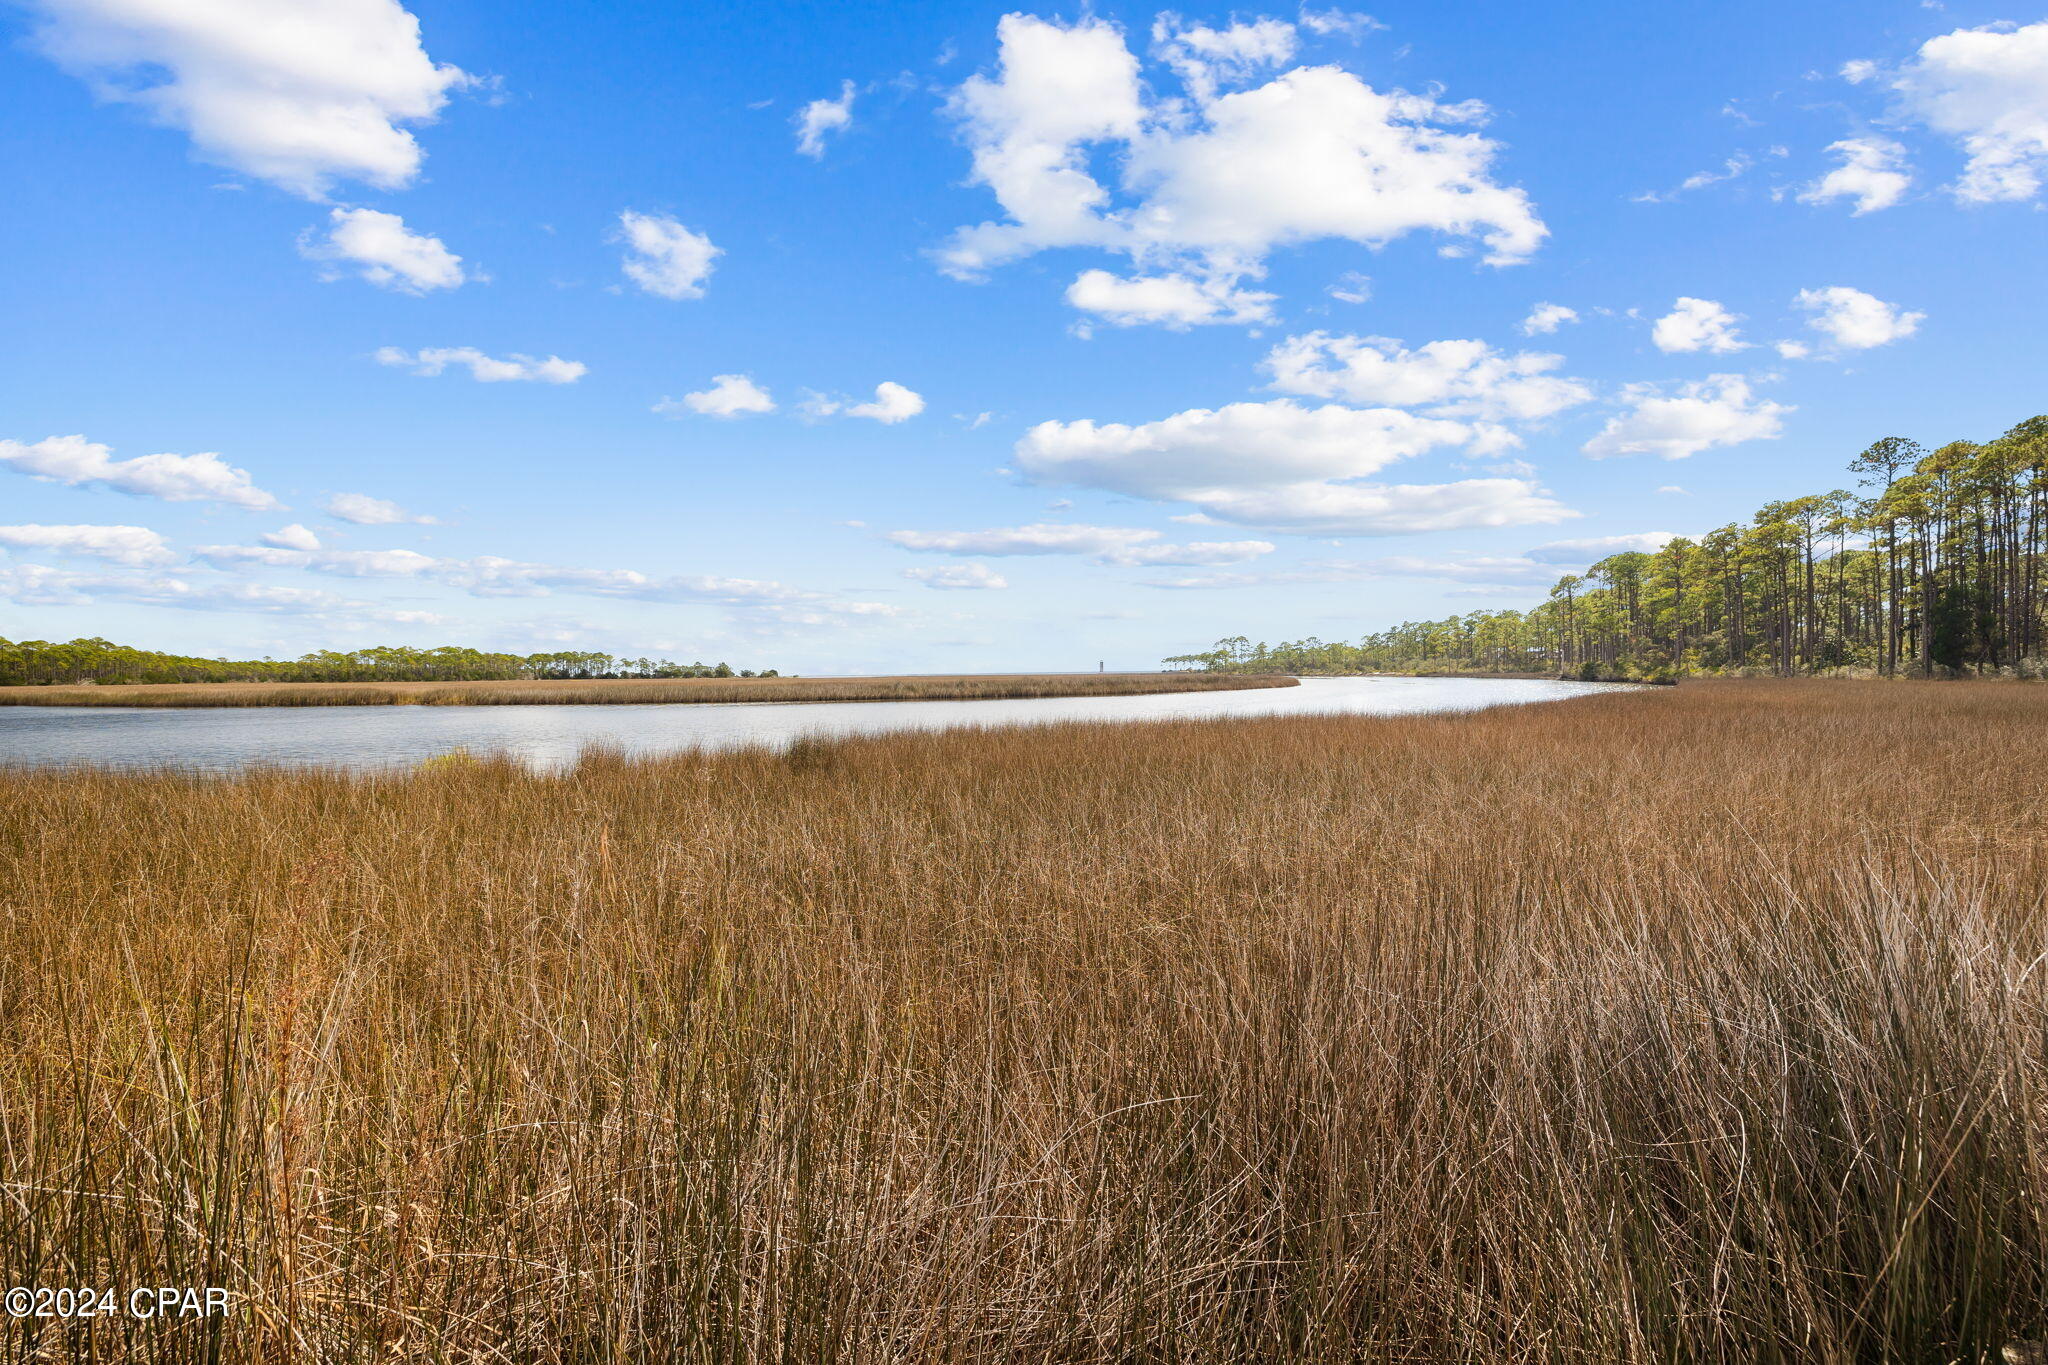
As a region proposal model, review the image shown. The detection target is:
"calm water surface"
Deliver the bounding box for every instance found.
[0,676,1634,774]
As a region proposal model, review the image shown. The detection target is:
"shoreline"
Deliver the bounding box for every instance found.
[1202,669,1672,685]
[0,672,1299,710]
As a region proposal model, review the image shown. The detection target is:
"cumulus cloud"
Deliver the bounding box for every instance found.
[1520,302,1578,336]
[302,207,466,292]
[848,381,927,424]
[1014,399,1574,536]
[1877,20,2048,203]
[324,492,436,525]
[0,433,280,510]
[1794,285,1924,349]
[1151,13,1298,102]
[0,522,176,566]
[904,563,1007,589]
[1651,297,1747,354]
[657,374,777,418]
[1263,332,1593,422]
[794,80,855,157]
[22,0,468,198]
[375,346,585,383]
[616,210,720,300]
[808,382,927,424]
[886,522,1273,565]
[939,14,1545,325]
[1066,268,1275,327]
[1582,375,1789,461]
[1799,137,1913,213]
[261,523,322,550]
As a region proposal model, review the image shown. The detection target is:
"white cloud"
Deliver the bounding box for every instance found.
[261,523,322,550]
[849,381,927,424]
[1015,399,1574,536]
[1328,271,1372,303]
[0,433,280,510]
[887,523,1162,557]
[658,374,776,418]
[795,80,856,157]
[1794,285,1924,349]
[200,544,439,576]
[1151,14,1298,102]
[1656,485,1690,495]
[302,207,465,292]
[324,492,436,525]
[1775,340,1813,359]
[1633,154,1754,204]
[886,521,1272,565]
[1066,268,1274,327]
[1152,530,1681,590]
[1882,20,2048,203]
[1520,302,1578,336]
[192,540,898,630]
[1142,551,1557,591]
[23,0,468,198]
[940,15,1545,325]
[0,561,393,617]
[1109,538,1277,566]
[1799,137,1913,214]
[1650,297,1747,354]
[808,382,926,424]
[1263,332,1593,422]
[1525,532,1677,564]
[616,210,720,300]
[0,523,176,566]
[904,563,1008,590]
[1583,375,1789,461]
[375,346,585,383]
[1297,8,1382,39]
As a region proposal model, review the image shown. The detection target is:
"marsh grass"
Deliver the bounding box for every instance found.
[0,672,1294,709]
[2,680,2046,1361]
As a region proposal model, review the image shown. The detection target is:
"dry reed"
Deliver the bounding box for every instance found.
[1,679,2045,1362]
[0,672,1292,709]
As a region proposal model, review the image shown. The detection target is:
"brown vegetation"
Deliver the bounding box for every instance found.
[2,680,2046,1361]
[0,670,1294,708]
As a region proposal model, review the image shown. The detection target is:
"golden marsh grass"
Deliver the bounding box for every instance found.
[1,679,2045,1360]
[0,670,1294,708]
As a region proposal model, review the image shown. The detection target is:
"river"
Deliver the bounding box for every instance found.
[0,676,1635,774]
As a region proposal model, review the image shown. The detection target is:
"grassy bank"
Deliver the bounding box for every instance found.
[0,670,1294,708]
[3,681,2046,1361]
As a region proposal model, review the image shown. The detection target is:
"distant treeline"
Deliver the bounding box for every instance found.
[0,639,777,687]
[1166,415,2048,682]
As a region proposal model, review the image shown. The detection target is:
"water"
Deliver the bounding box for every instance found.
[0,676,1634,774]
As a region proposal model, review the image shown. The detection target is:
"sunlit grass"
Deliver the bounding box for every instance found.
[1,679,2045,1360]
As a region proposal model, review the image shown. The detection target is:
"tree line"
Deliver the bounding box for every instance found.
[0,639,778,687]
[1166,414,2048,682]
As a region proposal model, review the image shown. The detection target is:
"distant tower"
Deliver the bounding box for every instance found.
[1098,660,1104,673]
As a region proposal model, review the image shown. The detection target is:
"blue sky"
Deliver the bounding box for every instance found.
[3,0,2045,672]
